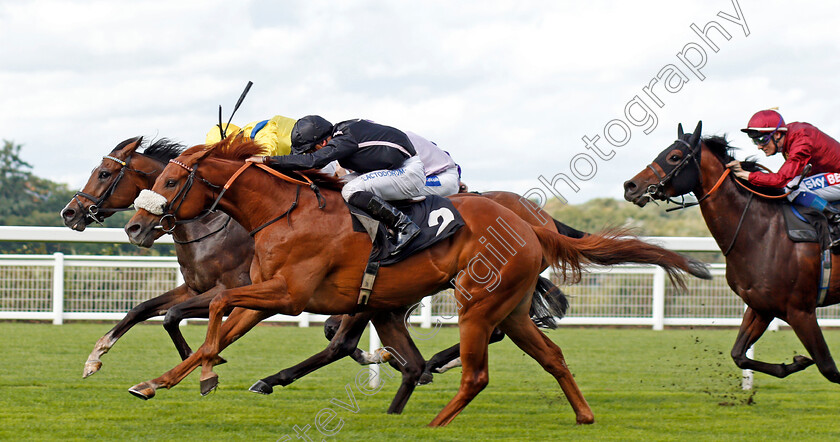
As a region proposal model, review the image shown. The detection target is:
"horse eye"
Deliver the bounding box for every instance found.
[669,154,681,162]
[165,179,177,188]
[98,170,111,180]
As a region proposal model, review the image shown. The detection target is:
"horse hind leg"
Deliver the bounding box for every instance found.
[428,319,493,427]
[785,309,840,383]
[497,308,594,425]
[731,307,814,378]
[369,309,426,415]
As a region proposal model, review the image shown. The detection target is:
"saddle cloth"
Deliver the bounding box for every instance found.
[347,195,464,265]
[782,204,831,250]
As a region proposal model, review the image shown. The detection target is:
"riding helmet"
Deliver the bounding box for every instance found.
[741,109,787,134]
[291,115,334,154]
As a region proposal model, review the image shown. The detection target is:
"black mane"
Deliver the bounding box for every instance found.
[141,138,186,163]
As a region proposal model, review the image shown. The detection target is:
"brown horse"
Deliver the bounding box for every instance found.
[624,121,840,383]
[123,136,708,426]
[60,137,252,377]
[60,136,577,414]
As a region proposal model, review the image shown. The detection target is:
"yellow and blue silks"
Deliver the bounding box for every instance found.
[205,115,296,156]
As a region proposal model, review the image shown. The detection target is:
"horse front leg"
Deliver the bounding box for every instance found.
[84,284,195,378]
[128,307,272,399]
[731,307,814,378]
[197,277,303,395]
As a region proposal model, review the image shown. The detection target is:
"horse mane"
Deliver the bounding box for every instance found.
[702,135,785,198]
[186,136,345,191]
[140,138,185,163]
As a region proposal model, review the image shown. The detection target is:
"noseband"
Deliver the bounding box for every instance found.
[73,155,154,224]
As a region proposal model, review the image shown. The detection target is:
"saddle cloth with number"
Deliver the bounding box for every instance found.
[347,195,464,265]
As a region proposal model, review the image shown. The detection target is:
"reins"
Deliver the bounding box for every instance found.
[158,159,326,236]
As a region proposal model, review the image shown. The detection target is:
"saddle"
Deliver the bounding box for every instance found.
[782,204,831,251]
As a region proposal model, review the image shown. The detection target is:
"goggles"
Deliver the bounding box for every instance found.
[750,131,776,146]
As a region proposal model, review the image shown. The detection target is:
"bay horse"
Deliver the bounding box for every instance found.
[60,135,577,413]
[624,121,840,383]
[123,136,709,426]
[60,137,251,377]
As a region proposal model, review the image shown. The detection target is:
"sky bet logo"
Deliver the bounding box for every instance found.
[802,173,840,190]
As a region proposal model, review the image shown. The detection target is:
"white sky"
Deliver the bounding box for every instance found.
[2,0,839,204]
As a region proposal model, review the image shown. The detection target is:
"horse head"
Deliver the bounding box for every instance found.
[124,135,255,247]
[623,121,703,206]
[61,137,148,230]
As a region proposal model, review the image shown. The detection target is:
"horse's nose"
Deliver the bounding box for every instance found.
[623,179,638,199]
[61,207,76,222]
[125,222,142,242]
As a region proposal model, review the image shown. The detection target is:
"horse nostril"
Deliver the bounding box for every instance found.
[125,223,140,236]
[623,180,637,192]
[61,208,75,220]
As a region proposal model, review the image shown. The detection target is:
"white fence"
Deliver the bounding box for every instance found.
[3,226,840,328]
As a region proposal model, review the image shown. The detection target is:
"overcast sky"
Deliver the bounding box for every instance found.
[2,0,839,205]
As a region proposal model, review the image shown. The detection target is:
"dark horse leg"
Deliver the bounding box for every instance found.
[369,309,426,414]
[252,308,427,414]
[785,308,840,382]
[731,307,815,378]
[250,312,375,394]
[162,292,216,361]
[83,284,196,378]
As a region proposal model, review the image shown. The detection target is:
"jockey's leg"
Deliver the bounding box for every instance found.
[416,166,460,197]
[341,157,426,254]
[787,173,840,247]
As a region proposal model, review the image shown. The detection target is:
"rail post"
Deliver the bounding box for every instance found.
[652,267,666,330]
[52,252,64,325]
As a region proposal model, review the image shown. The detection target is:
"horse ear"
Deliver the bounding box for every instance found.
[115,136,143,156]
[688,121,702,147]
[677,123,684,139]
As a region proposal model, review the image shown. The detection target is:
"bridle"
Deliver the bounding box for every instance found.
[72,155,155,224]
[641,135,708,210]
[152,158,326,236]
[156,159,223,233]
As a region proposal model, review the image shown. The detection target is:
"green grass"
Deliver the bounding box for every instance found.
[2,323,840,441]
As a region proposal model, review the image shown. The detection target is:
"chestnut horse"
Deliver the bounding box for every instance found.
[624,121,840,383]
[61,136,577,414]
[123,136,708,426]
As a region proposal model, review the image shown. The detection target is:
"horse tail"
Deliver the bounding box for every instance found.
[528,277,569,329]
[552,218,588,239]
[532,226,711,290]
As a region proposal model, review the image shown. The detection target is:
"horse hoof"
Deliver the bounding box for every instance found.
[200,373,219,396]
[793,355,815,367]
[249,380,274,395]
[128,382,156,400]
[418,371,434,385]
[83,360,102,379]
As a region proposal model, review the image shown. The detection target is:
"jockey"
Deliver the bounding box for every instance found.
[248,115,426,254]
[727,109,840,246]
[403,130,461,197]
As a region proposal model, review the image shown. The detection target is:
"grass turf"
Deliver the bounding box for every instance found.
[1,322,840,441]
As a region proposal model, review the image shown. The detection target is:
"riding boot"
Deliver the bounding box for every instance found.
[366,195,420,255]
[824,207,840,250]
